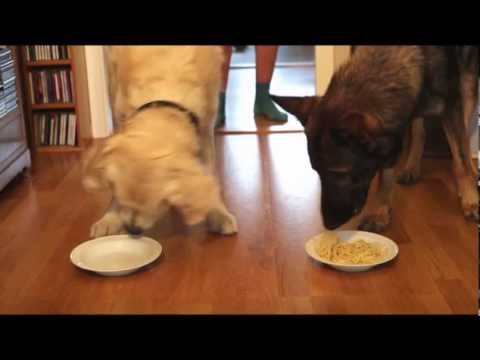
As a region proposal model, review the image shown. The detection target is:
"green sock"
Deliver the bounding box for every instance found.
[254,83,288,122]
[215,91,226,128]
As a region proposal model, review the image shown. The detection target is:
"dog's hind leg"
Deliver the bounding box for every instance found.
[90,198,125,238]
[457,46,479,177]
[459,71,478,178]
[359,168,395,233]
[398,117,425,185]
[441,110,478,221]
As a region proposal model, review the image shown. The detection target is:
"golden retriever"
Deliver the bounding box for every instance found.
[82,46,237,237]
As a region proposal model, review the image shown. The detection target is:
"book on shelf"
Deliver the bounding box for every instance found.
[60,114,67,145]
[44,115,50,145]
[28,69,73,104]
[56,115,61,145]
[49,114,55,145]
[59,114,64,145]
[34,112,77,147]
[22,45,83,150]
[68,114,76,146]
[40,116,45,145]
[25,46,70,62]
[27,72,34,104]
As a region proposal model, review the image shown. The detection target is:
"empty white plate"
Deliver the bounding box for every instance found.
[305,230,399,272]
[70,235,162,276]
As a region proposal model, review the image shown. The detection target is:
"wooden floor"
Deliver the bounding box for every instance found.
[0,133,477,314]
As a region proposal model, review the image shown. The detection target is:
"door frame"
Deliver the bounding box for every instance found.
[84,46,112,138]
[314,46,351,95]
[83,45,477,157]
[86,46,352,138]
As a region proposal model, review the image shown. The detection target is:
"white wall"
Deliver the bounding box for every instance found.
[84,46,112,138]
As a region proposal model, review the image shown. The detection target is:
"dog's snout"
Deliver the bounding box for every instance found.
[324,218,345,230]
[125,224,144,235]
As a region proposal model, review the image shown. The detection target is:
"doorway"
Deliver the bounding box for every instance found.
[216,46,316,133]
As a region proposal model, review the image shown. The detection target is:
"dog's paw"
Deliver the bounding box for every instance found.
[461,196,479,222]
[358,207,392,233]
[207,209,238,235]
[458,178,478,222]
[397,167,421,185]
[90,213,124,238]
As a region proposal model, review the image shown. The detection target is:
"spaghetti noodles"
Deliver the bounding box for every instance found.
[314,232,386,265]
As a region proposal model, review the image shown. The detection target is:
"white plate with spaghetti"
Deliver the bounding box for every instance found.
[70,235,162,276]
[305,230,399,272]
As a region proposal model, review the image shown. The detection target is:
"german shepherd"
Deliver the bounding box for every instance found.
[273,46,478,231]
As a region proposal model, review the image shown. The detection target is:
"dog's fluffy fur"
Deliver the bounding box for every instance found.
[82,46,237,237]
[274,46,478,231]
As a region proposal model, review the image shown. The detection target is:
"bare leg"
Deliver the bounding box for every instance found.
[255,46,279,83]
[359,168,395,232]
[254,46,287,122]
[398,117,425,185]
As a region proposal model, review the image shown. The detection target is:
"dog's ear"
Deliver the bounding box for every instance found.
[81,139,119,192]
[82,142,106,191]
[271,95,318,126]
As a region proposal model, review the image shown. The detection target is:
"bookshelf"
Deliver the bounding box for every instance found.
[0,46,31,191]
[19,45,91,153]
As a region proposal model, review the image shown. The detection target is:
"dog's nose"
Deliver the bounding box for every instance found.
[125,224,144,235]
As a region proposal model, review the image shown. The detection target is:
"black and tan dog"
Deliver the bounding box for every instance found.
[273,46,478,231]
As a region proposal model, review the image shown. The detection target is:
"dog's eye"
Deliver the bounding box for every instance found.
[326,170,351,185]
[332,129,350,145]
[327,167,351,176]
[329,172,349,179]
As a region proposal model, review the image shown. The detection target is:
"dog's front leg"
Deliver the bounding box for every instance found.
[167,171,238,235]
[199,125,216,175]
[90,198,125,238]
[206,200,238,235]
[359,168,394,233]
[200,127,237,235]
[398,117,425,185]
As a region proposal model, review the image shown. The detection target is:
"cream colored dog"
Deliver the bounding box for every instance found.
[82,46,237,237]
